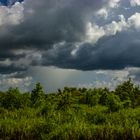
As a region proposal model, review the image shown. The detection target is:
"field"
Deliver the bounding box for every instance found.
[0,79,140,140]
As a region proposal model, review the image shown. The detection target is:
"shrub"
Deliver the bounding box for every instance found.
[79,90,100,106]
[107,93,123,112]
[31,82,45,107]
[57,92,72,110]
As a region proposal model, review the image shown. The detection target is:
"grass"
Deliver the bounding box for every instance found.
[0,80,140,139]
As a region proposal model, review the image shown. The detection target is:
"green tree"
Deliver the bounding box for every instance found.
[1,87,21,109]
[57,92,72,110]
[99,88,110,105]
[20,92,32,108]
[79,89,100,106]
[31,82,45,107]
[115,79,139,108]
[107,93,123,112]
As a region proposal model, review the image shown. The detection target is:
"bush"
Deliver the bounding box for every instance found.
[0,81,140,140]
[79,90,100,106]
[107,93,123,112]
[57,92,72,110]
[31,82,45,107]
[99,88,110,105]
[0,87,22,109]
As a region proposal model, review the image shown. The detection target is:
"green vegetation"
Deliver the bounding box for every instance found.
[0,79,140,140]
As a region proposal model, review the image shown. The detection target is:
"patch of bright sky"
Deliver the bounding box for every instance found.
[28,66,119,93]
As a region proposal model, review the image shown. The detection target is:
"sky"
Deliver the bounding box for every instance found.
[0,0,140,92]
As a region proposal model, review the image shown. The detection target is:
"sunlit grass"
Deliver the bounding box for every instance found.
[0,80,140,139]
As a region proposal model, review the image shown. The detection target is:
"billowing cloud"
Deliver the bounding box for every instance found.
[0,0,140,90]
[0,0,106,75]
[130,0,140,7]
[0,2,23,26]
[41,13,140,70]
[0,73,32,91]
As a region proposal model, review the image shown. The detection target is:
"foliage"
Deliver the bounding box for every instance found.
[0,87,22,110]
[57,91,72,110]
[107,92,123,112]
[115,78,140,107]
[79,89,100,106]
[31,82,45,107]
[0,80,140,140]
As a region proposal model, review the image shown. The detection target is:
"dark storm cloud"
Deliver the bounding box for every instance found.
[0,65,26,74]
[0,0,105,50]
[0,0,140,75]
[42,29,140,70]
[0,0,106,74]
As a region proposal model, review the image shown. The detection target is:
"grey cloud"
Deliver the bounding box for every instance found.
[0,65,26,74]
[1,0,105,50]
[1,0,140,91]
[42,29,140,70]
[0,0,105,74]
[0,0,140,76]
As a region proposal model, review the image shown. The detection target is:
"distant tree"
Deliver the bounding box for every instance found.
[0,91,5,107]
[115,79,133,100]
[20,92,31,108]
[79,89,100,106]
[107,93,123,112]
[122,99,132,108]
[79,88,87,93]
[99,88,110,105]
[1,87,21,109]
[132,85,140,106]
[115,78,140,107]
[57,91,72,110]
[31,82,45,107]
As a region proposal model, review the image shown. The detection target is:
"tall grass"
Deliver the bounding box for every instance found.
[0,80,140,139]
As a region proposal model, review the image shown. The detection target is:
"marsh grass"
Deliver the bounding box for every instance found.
[0,80,140,139]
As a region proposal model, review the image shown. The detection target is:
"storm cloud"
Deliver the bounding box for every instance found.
[0,0,140,77]
[0,0,107,74]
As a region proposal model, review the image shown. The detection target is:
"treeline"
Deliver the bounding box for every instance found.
[0,79,140,139]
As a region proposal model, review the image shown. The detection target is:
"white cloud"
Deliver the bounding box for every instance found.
[77,69,130,90]
[86,22,105,43]
[93,69,132,90]
[130,0,140,6]
[86,15,127,43]
[104,15,127,35]
[0,2,24,26]
[95,0,121,19]
[128,13,140,29]
[86,13,140,43]
[109,0,121,8]
[96,8,108,18]
[0,59,12,66]
[0,74,33,91]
